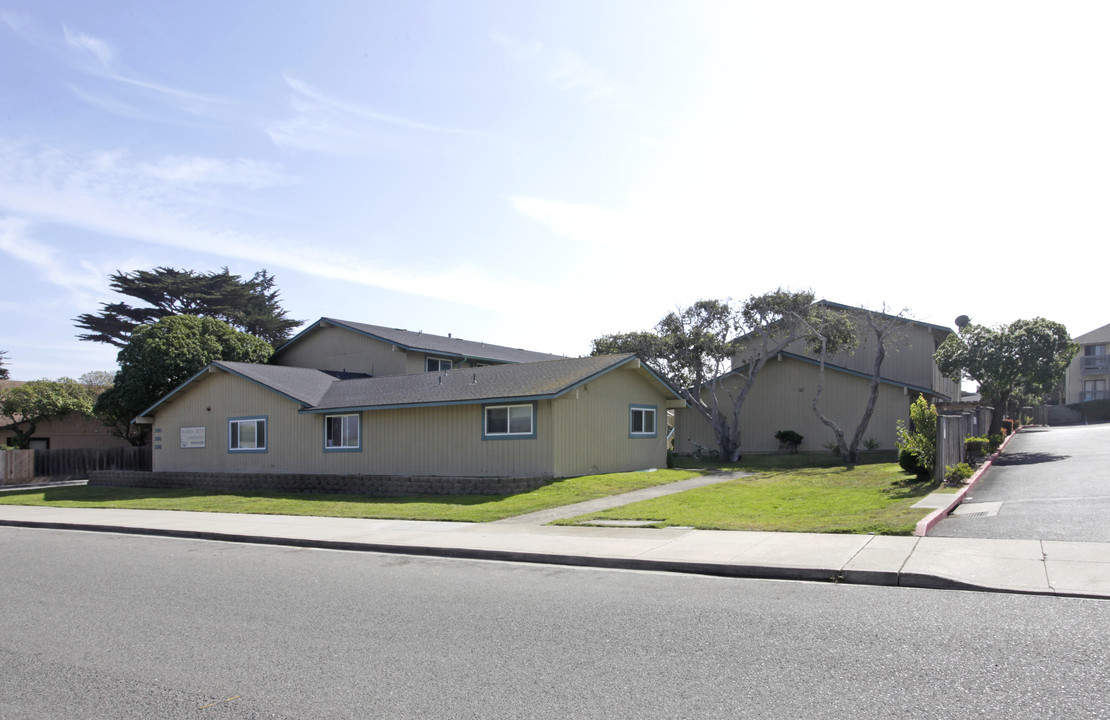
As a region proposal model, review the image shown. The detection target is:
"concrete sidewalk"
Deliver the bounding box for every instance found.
[2,503,1109,599]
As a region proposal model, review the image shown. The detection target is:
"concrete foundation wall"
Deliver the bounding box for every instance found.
[89,470,547,497]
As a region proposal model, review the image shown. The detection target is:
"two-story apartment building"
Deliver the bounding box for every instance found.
[673,303,959,455]
[1065,322,1110,405]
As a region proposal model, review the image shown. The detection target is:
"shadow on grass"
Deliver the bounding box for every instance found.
[884,478,941,500]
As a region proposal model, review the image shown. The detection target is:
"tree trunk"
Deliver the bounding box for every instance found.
[987,392,1010,436]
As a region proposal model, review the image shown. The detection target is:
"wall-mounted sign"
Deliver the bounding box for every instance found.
[180,426,206,449]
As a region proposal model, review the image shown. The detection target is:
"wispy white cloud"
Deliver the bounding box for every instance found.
[138,156,296,189]
[62,25,114,68]
[491,31,616,100]
[508,196,653,250]
[3,15,227,118]
[0,216,108,305]
[267,75,488,155]
[0,141,535,316]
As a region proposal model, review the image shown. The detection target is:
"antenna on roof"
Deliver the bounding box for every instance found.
[472,373,477,384]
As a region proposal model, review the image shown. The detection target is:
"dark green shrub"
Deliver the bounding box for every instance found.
[965,436,990,461]
[775,430,804,453]
[944,462,976,484]
[899,448,928,478]
[987,433,1004,453]
[1001,418,1015,434]
[896,395,936,479]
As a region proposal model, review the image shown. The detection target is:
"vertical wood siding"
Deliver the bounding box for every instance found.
[275,327,408,376]
[675,357,912,454]
[552,367,669,477]
[152,370,557,477]
[738,314,957,400]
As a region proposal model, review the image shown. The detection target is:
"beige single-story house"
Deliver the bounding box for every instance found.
[132,353,684,491]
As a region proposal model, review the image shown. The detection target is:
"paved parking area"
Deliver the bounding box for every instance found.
[930,423,1110,542]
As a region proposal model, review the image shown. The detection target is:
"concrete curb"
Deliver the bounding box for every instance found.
[1,515,1089,599]
[914,430,1018,537]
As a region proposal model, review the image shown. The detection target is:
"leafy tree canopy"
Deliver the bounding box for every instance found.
[0,350,8,380]
[592,299,733,389]
[75,267,300,347]
[94,315,274,445]
[591,290,855,460]
[0,378,97,449]
[935,317,1078,434]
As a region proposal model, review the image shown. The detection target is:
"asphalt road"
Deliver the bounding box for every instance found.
[931,423,1110,541]
[2,528,1109,719]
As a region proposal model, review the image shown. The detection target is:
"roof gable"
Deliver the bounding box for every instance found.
[1074,322,1110,345]
[274,318,565,366]
[136,362,343,419]
[816,300,954,336]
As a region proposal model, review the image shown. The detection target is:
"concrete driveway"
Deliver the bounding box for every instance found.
[930,423,1110,542]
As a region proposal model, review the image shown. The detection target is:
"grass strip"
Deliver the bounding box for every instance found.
[0,469,704,523]
[555,463,939,535]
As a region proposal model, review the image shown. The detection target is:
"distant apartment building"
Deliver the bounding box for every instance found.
[1066,323,1110,404]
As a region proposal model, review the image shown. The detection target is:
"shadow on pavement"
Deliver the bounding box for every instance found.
[994,451,1069,466]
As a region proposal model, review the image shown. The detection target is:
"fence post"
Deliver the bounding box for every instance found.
[0,449,35,483]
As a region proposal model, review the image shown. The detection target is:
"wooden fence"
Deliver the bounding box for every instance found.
[33,446,151,478]
[935,405,993,481]
[1,449,35,484]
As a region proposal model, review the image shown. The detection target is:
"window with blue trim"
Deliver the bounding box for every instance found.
[325,414,360,451]
[484,403,534,438]
[229,417,266,451]
[426,357,453,372]
[629,405,657,437]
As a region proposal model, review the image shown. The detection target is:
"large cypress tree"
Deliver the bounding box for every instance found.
[75,267,300,347]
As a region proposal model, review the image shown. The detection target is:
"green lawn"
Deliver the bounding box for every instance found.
[554,462,939,535]
[0,456,944,534]
[0,469,703,523]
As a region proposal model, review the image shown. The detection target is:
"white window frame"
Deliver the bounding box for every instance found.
[426,357,453,372]
[228,416,267,453]
[629,405,658,438]
[324,413,361,452]
[483,403,535,439]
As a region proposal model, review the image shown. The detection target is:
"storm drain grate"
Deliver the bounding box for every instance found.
[950,501,1002,519]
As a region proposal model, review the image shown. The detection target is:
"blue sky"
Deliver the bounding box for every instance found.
[2,1,1108,381]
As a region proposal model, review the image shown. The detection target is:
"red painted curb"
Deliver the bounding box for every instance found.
[913,429,1018,537]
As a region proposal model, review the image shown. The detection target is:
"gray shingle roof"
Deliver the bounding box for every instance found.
[1074,322,1110,345]
[276,318,565,365]
[309,354,643,412]
[142,354,679,418]
[213,362,343,407]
